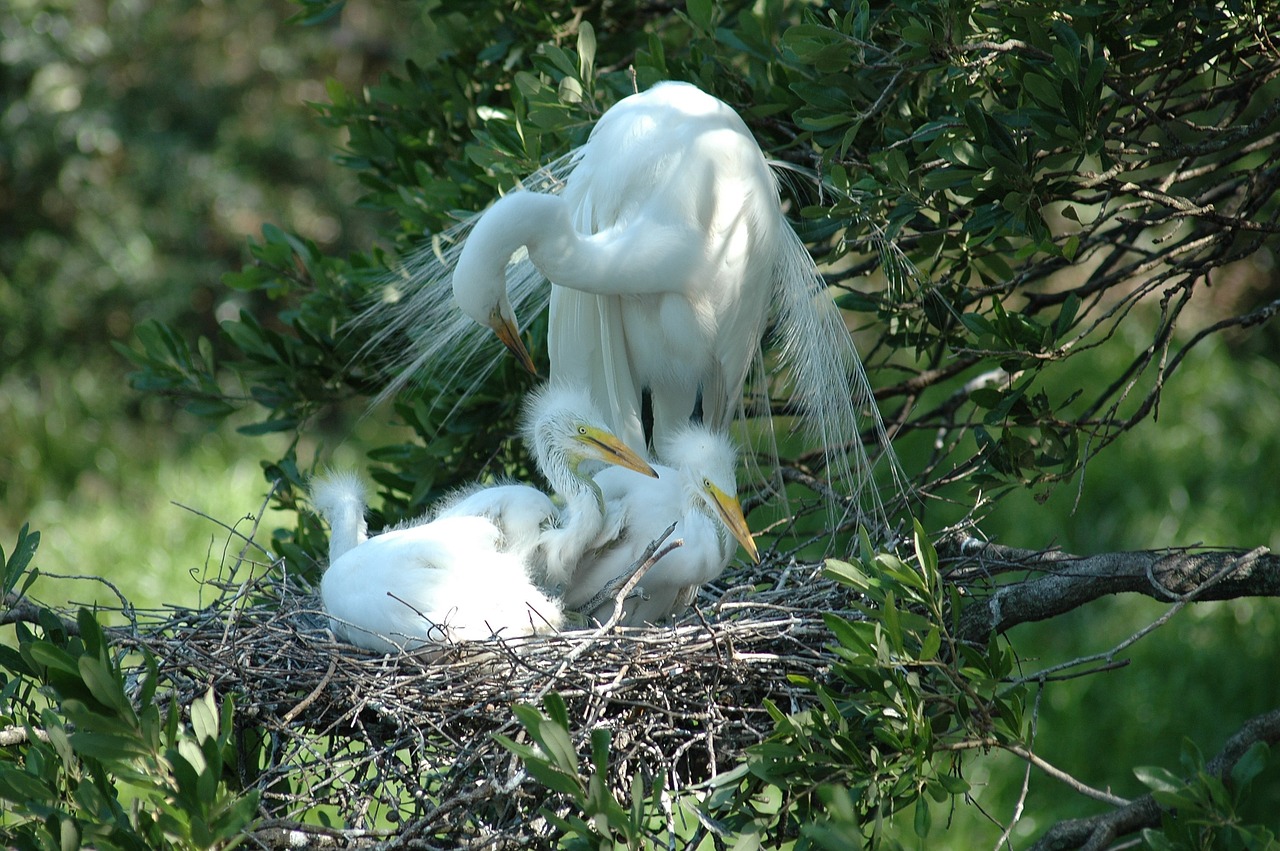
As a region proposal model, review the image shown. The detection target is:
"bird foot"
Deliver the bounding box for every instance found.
[572,573,650,618]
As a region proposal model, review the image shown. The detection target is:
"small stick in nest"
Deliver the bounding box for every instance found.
[571,522,680,627]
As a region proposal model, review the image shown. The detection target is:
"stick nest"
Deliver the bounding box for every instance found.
[110,535,860,848]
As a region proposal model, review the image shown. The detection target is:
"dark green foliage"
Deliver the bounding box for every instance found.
[1137,740,1276,851]
[496,693,670,848]
[116,0,1280,552]
[700,527,989,847]
[0,529,259,849]
[18,0,1280,847]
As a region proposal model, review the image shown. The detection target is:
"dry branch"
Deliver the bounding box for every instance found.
[1029,708,1280,851]
[943,539,1280,642]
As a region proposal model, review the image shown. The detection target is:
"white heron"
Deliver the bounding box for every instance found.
[563,424,759,626]
[358,81,898,526]
[451,81,775,453]
[310,471,565,652]
[319,513,564,653]
[432,381,657,586]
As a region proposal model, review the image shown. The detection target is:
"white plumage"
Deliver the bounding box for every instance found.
[564,424,758,626]
[432,382,656,587]
[361,81,897,524]
[310,469,369,563]
[453,82,775,453]
[310,473,562,653]
[431,481,556,567]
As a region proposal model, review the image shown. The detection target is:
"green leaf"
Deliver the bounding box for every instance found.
[1133,764,1182,794]
[25,642,81,680]
[823,613,873,657]
[823,559,872,592]
[1023,72,1060,107]
[919,628,942,662]
[1054,293,1081,340]
[1141,828,1178,851]
[686,0,713,32]
[191,689,220,745]
[541,692,571,732]
[525,758,584,798]
[3,524,39,597]
[914,797,932,837]
[512,703,578,777]
[77,655,133,719]
[0,766,56,804]
[68,731,153,762]
[935,772,972,794]
[236,417,300,436]
[576,21,596,79]
[1231,741,1269,788]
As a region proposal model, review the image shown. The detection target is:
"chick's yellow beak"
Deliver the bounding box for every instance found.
[489,306,538,376]
[708,482,760,564]
[576,425,658,478]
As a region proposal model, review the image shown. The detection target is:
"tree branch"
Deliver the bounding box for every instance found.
[944,540,1279,643]
[1029,707,1280,851]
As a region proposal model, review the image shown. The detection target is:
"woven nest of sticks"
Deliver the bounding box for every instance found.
[108,519,866,849]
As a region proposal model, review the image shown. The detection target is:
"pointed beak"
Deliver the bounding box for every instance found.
[576,426,658,478]
[707,482,760,564]
[488,305,538,375]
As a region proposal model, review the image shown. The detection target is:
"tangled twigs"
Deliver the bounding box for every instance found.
[97,548,856,847]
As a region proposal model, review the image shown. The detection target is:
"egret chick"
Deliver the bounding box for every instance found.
[431,480,557,566]
[564,424,758,626]
[310,470,370,563]
[431,382,656,588]
[518,382,657,587]
[320,514,563,653]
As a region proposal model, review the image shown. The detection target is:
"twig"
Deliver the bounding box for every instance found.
[941,739,1131,808]
[1029,708,1280,850]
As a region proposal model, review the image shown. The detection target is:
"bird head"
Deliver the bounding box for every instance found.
[521,384,657,509]
[451,227,538,375]
[699,476,760,564]
[659,424,760,564]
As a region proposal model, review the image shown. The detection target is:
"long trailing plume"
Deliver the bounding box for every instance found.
[770,219,906,533]
[353,153,580,412]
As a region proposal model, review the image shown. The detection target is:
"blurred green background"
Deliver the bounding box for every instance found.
[3,0,1277,843]
[1,0,401,609]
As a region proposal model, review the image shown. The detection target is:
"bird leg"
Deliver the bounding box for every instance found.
[573,569,650,616]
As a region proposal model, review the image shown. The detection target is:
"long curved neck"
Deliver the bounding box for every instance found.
[327,503,368,564]
[540,485,606,588]
[461,192,703,297]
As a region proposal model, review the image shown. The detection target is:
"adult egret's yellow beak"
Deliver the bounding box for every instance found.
[489,306,538,375]
[707,482,760,564]
[575,426,658,479]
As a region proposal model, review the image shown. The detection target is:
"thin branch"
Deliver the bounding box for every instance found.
[941,739,1130,807]
[947,541,1278,642]
[1029,708,1280,851]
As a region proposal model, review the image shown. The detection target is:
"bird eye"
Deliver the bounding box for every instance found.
[703,478,712,489]
[578,426,588,436]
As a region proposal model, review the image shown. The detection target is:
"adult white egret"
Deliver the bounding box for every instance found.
[563,424,759,626]
[358,81,898,525]
[432,382,657,586]
[452,81,776,453]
